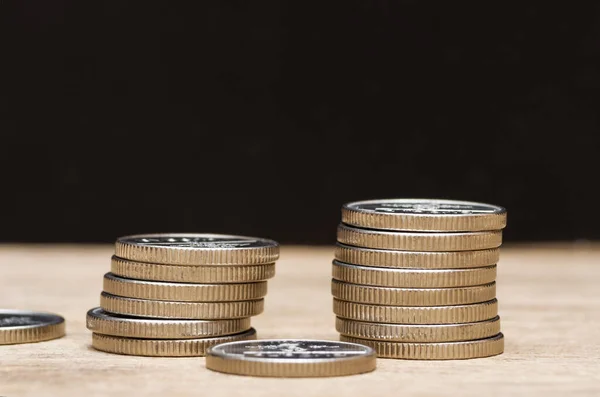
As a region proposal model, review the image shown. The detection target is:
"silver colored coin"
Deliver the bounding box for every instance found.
[118,233,277,249]
[338,223,502,251]
[210,339,373,359]
[332,260,497,288]
[342,198,506,232]
[86,307,251,339]
[115,233,280,265]
[102,272,268,301]
[206,339,377,377]
[346,199,505,215]
[0,311,63,328]
[0,310,66,345]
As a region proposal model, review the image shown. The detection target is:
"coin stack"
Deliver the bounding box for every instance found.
[86,233,279,357]
[332,199,507,360]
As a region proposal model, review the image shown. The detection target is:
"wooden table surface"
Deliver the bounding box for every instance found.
[1,243,599,396]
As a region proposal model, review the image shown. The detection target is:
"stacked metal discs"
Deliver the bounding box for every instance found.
[332,199,507,360]
[86,233,279,357]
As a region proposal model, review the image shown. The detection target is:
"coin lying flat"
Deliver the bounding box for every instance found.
[115,233,280,266]
[103,273,268,302]
[338,224,502,252]
[331,279,496,306]
[86,307,251,339]
[206,339,376,377]
[340,333,504,360]
[336,316,501,343]
[100,292,264,319]
[111,256,276,283]
[342,199,506,232]
[92,328,257,357]
[333,298,498,324]
[335,244,500,269]
[332,260,497,288]
[0,310,66,345]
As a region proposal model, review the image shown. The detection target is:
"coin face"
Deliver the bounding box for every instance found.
[0,310,64,328]
[118,234,277,249]
[0,310,66,345]
[345,199,505,215]
[209,339,374,360]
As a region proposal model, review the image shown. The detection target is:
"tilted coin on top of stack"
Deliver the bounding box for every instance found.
[332,199,507,360]
[86,233,279,357]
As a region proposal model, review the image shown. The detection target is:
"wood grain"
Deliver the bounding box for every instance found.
[1,243,599,396]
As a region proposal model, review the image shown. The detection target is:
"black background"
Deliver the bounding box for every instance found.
[1,2,599,243]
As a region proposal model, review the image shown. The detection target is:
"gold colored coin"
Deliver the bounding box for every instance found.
[206,339,376,377]
[337,224,502,251]
[115,233,279,265]
[86,307,251,338]
[341,199,506,232]
[0,310,65,345]
[336,316,501,342]
[333,298,498,324]
[340,333,504,360]
[92,328,257,357]
[103,273,268,302]
[332,261,496,288]
[335,244,500,269]
[331,279,496,306]
[111,256,276,283]
[100,292,264,319]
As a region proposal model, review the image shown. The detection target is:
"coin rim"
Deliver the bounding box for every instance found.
[340,332,505,360]
[334,243,500,269]
[86,307,252,338]
[337,224,503,251]
[110,255,277,283]
[332,298,499,324]
[331,279,497,306]
[102,272,268,301]
[91,328,257,357]
[332,260,497,288]
[100,292,265,319]
[335,316,501,342]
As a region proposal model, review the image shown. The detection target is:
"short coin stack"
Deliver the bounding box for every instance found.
[332,199,507,360]
[86,233,279,357]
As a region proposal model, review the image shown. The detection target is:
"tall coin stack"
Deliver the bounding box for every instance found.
[86,233,279,357]
[332,199,507,360]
